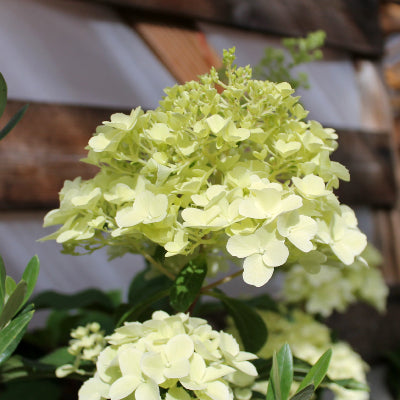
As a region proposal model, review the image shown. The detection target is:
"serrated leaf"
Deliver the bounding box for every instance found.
[290,384,315,400]
[0,104,28,141]
[296,349,332,393]
[170,258,207,312]
[21,255,40,309]
[0,72,7,119]
[33,288,115,312]
[0,255,6,308]
[0,281,27,329]
[212,292,268,353]
[0,308,34,365]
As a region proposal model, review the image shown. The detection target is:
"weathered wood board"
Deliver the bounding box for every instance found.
[88,0,383,57]
[0,101,127,209]
[333,129,396,206]
[0,101,395,209]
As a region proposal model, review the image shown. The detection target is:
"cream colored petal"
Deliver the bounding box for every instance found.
[226,234,259,258]
[135,381,161,400]
[262,239,289,267]
[165,334,194,364]
[243,254,274,287]
[109,375,140,400]
[141,352,166,384]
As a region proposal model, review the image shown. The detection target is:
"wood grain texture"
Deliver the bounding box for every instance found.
[0,101,128,210]
[100,0,383,56]
[131,21,222,84]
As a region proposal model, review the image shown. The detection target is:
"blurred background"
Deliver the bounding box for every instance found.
[1,0,400,397]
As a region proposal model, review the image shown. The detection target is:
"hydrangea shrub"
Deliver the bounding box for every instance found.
[43,48,367,288]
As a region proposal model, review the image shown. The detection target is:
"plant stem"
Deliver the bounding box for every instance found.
[141,252,176,280]
[201,268,243,292]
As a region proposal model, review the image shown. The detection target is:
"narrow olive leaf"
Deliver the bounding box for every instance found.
[330,378,369,392]
[128,268,170,306]
[271,352,282,400]
[5,276,16,298]
[296,349,332,393]
[276,344,293,400]
[170,258,207,312]
[266,381,275,400]
[0,104,29,141]
[0,281,27,329]
[0,72,7,119]
[33,288,115,311]
[212,292,268,353]
[21,255,40,309]
[290,384,315,400]
[0,255,6,308]
[0,308,34,365]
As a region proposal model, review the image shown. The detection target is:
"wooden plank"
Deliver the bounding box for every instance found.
[92,0,383,56]
[333,129,396,206]
[373,209,398,285]
[0,101,126,210]
[130,20,222,84]
[0,102,395,209]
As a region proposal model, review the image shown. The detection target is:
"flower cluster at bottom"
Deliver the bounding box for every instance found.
[78,311,258,400]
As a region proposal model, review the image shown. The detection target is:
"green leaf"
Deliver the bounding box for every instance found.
[21,255,40,308]
[0,72,7,118]
[0,104,28,141]
[271,352,282,400]
[128,268,171,307]
[0,355,63,383]
[5,276,16,297]
[290,384,315,400]
[0,379,61,400]
[296,349,332,393]
[117,288,170,326]
[39,347,74,367]
[252,357,272,382]
[210,291,268,353]
[0,254,6,308]
[276,344,293,399]
[0,281,27,329]
[266,382,275,400]
[33,288,115,312]
[0,308,34,365]
[330,378,369,392]
[244,293,279,313]
[170,257,207,312]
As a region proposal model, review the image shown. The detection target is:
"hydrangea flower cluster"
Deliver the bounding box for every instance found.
[56,322,106,378]
[230,309,369,400]
[43,48,367,287]
[283,244,388,316]
[78,311,258,400]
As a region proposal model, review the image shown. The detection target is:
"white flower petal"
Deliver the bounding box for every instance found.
[243,254,274,287]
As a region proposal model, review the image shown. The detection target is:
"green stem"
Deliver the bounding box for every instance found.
[141,253,175,280]
[201,268,243,292]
